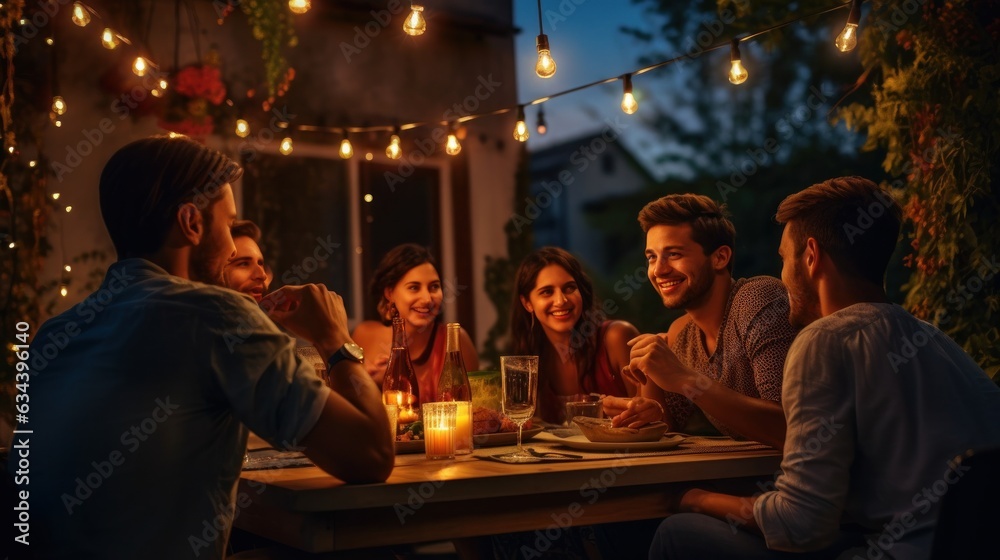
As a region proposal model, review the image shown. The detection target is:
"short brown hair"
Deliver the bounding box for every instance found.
[100,136,242,259]
[230,220,261,243]
[775,176,901,285]
[638,194,736,273]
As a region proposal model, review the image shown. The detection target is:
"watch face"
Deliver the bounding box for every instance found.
[344,342,364,361]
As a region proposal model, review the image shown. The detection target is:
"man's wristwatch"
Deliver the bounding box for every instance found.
[327,342,365,367]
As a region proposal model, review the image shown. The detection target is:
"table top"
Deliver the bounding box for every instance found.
[240,443,782,513]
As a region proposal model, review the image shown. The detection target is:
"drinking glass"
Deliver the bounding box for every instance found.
[501,355,539,458]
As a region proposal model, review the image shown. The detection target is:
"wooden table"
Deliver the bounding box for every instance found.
[234,445,782,553]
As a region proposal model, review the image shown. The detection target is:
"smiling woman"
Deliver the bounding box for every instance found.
[510,247,638,423]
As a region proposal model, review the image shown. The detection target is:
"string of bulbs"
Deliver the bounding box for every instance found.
[274,0,863,160]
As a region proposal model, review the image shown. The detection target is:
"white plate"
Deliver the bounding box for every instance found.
[534,431,687,452]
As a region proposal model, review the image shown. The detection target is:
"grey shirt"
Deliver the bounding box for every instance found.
[24,259,330,559]
[755,303,1000,559]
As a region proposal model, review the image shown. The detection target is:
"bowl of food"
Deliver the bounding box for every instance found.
[572,416,669,443]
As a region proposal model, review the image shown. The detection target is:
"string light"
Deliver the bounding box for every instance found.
[235,119,250,138]
[534,0,556,78]
[52,193,61,200]
[339,131,354,159]
[513,105,529,142]
[403,4,426,36]
[445,123,461,156]
[64,264,72,272]
[386,129,403,160]
[288,0,311,15]
[132,56,148,77]
[728,38,748,85]
[836,0,862,52]
[65,206,73,213]
[279,136,293,155]
[28,160,36,168]
[101,28,120,49]
[72,2,91,26]
[621,74,638,114]
[536,106,547,135]
[158,78,168,91]
[60,285,69,297]
[51,96,67,116]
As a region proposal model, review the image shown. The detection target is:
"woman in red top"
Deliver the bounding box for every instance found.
[510,246,639,424]
[352,244,478,402]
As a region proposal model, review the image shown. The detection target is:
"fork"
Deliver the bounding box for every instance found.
[526,447,582,459]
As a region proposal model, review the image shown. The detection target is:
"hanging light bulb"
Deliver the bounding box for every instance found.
[288,0,311,14]
[513,105,529,142]
[339,131,354,159]
[836,0,862,52]
[728,39,748,85]
[621,74,638,114]
[280,136,293,155]
[535,34,557,78]
[158,78,168,91]
[445,124,461,156]
[101,28,120,49]
[536,106,547,135]
[132,57,148,77]
[235,119,250,138]
[71,2,90,26]
[52,192,61,200]
[386,131,402,160]
[403,4,426,36]
[51,96,67,115]
[60,285,68,297]
[64,264,72,272]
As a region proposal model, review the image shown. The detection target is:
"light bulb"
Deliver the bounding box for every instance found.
[51,96,67,115]
[403,5,426,36]
[158,78,168,90]
[101,28,119,49]
[7,242,14,249]
[65,206,73,213]
[279,137,293,155]
[386,134,402,160]
[64,264,72,272]
[54,120,62,127]
[836,23,858,52]
[71,3,90,26]
[288,0,310,14]
[513,106,529,142]
[235,119,250,138]
[52,192,60,200]
[60,285,68,297]
[621,74,638,114]
[535,34,556,78]
[28,160,36,168]
[132,57,147,77]
[339,137,354,159]
[445,133,461,155]
[728,39,748,85]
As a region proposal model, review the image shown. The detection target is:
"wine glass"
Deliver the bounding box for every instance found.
[501,355,538,458]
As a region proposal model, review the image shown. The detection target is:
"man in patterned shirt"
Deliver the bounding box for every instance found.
[606,193,796,450]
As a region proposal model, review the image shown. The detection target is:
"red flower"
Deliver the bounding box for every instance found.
[173,65,226,105]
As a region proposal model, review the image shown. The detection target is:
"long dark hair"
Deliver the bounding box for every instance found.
[369,243,441,324]
[510,247,601,392]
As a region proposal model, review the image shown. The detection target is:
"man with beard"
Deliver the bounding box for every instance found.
[648,177,1000,559]
[224,219,269,302]
[607,194,796,450]
[22,136,393,560]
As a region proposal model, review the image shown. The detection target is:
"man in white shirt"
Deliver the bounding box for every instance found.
[647,176,1000,559]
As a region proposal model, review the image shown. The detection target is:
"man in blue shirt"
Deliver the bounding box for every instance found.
[21,136,392,559]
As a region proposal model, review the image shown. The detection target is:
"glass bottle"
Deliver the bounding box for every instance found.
[437,323,472,401]
[437,323,474,454]
[382,316,420,437]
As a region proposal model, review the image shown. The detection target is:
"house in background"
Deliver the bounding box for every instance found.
[528,129,656,276]
[37,0,520,349]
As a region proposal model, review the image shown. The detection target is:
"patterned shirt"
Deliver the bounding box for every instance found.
[666,276,797,437]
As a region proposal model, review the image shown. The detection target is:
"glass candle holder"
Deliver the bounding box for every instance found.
[422,402,458,460]
[384,403,399,441]
[454,401,472,455]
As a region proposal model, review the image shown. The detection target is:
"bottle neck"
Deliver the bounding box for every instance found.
[445,323,461,353]
[391,318,408,349]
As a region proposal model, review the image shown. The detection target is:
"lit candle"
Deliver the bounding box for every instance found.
[425,424,455,459]
[455,402,472,454]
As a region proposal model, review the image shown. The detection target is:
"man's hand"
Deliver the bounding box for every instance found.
[262,284,350,358]
[603,396,665,428]
[626,334,699,395]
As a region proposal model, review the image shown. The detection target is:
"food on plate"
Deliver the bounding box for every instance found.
[473,406,532,435]
[397,420,423,442]
[572,416,668,443]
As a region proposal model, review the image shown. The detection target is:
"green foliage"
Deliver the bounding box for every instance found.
[239,0,297,98]
[481,148,533,369]
[839,0,1000,379]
